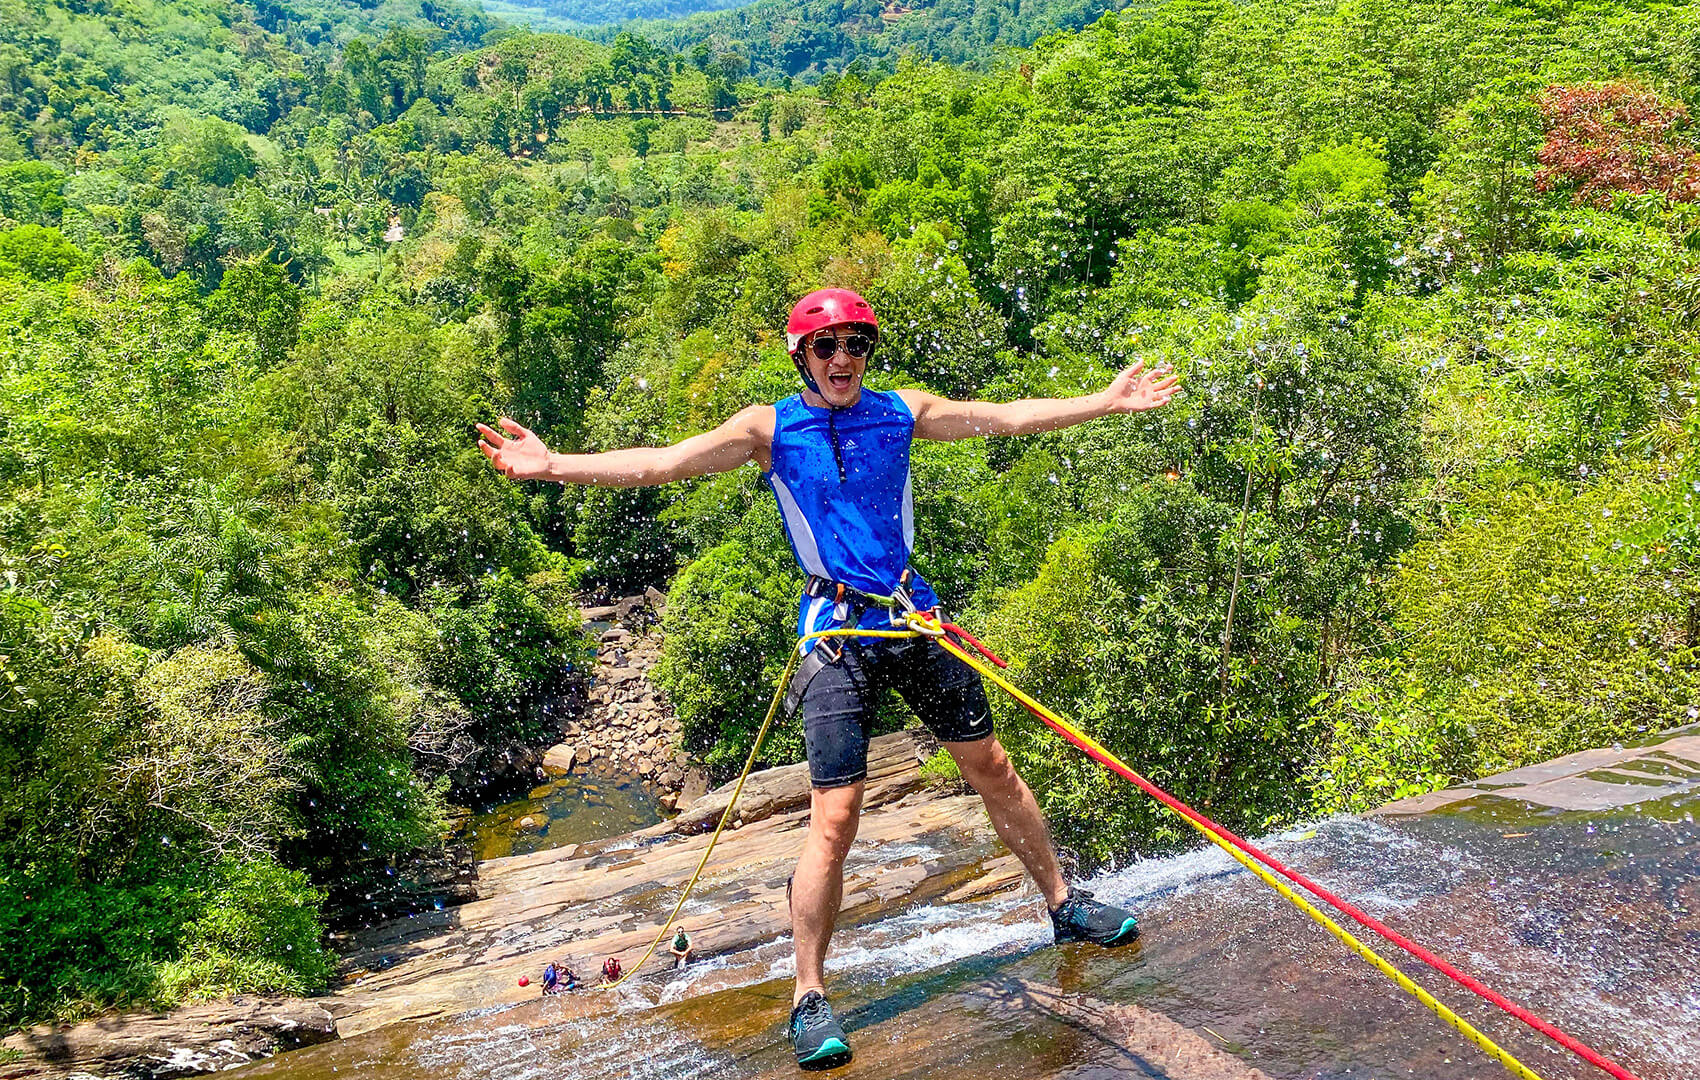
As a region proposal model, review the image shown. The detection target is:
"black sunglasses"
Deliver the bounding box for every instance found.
[809,333,875,361]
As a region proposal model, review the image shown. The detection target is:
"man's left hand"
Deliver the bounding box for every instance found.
[1101,360,1180,414]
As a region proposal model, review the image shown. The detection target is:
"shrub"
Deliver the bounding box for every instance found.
[974,485,1330,864]
[1536,83,1700,206]
[249,591,446,875]
[128,645,295,856]
[156,859,333,1003]
[423,570,587,760]
[0,864,194,1026]
[652,532,802,777]
[0,856,331,1027]
[1310,476,1700,812]
[0,226,86,281]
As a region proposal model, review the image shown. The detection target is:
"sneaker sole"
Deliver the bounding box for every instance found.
[1103,918,1141,947]
[797,1037,852,1071]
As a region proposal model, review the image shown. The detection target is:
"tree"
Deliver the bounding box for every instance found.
[1414,78,1546,279]
[629,118,660,159]
[205,256,303,369]
[479,239,642,452]
[1311,477,1700,811]
[0,162,66,225]
[651,533,802,777]
[161,115,258,187]
[776,96,807,137]
[0,225,85,280]
[1536,83,1700,206]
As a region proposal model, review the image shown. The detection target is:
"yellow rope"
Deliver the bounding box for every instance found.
[1199,820,1547,1080]
[915,615,1548,1080]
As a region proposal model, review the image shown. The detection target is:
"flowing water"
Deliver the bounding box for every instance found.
[239,776,1695,1080]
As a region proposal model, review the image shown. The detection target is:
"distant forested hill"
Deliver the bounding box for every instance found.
[481,0,753,33]
[604,0,1145,78]
[0,0,494,155]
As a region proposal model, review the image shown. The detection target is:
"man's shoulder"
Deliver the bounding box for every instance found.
[887,388,937,418]
[731,402,781,428]
[858,387,918,415]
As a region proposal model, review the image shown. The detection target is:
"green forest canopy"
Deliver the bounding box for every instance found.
[483,0,752,35]
[1,0,1697,1033]
[608,0,1141,78]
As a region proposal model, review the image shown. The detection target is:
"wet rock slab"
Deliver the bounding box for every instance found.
[32,722,1698,1080]
[1373,723,1700,816]
[2,731,1012,1079]
[1,998,336,1079]
[331,730,1018,1037]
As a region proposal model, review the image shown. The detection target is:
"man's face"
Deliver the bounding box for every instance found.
[802,326,872,407]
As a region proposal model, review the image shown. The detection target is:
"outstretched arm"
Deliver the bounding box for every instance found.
[477,405,774,487]
[899,361,1178,441]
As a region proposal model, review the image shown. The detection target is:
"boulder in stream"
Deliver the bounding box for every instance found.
[675,767,710,810]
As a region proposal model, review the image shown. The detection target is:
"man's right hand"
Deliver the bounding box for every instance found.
[477,418,554,481]
[476,404,773,488]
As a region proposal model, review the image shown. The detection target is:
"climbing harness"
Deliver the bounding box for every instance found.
[595,609,1644,1080]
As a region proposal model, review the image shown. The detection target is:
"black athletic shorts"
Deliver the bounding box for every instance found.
[796,635,994,789]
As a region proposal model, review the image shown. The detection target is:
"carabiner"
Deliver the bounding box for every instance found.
[905,611,946,638]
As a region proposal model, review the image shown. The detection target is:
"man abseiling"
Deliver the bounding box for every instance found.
[477,288,1180,1071]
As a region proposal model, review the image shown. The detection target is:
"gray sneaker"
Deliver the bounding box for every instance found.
[788,990,852,1070]
[1049,887,1140,947]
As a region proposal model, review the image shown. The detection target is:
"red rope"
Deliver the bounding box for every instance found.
[962,637,1644,1080]
[941,621,1008,668]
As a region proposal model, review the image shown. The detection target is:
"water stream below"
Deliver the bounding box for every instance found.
[454,767,667,863]
[240,778,1696,1080]
[451,615,668,863]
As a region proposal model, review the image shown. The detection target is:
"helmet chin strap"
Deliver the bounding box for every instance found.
[791,350,822,395]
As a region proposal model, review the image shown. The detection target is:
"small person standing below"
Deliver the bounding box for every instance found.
[669,926,693,970]
[479,288,1178,1071]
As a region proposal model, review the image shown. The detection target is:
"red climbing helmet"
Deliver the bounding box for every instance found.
[785,288,879,356]
[785,288,879,392]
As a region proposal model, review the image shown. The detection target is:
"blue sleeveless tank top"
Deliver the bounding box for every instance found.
[765,389,940,648]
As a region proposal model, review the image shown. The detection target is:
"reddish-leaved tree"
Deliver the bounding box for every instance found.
[1535,82,1700,206]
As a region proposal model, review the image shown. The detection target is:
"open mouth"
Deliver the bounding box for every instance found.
[827,372,854,391]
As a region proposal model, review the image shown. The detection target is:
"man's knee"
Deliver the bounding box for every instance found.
[807,783,864,860]
[950,738,1021,798]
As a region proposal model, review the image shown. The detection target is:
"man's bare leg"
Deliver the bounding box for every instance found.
[791,780,865,1005]
[946,737,1070,909]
